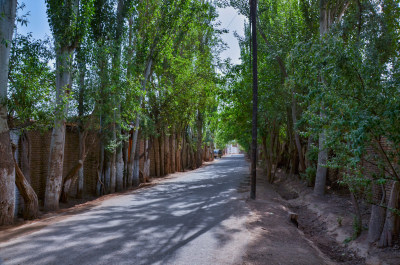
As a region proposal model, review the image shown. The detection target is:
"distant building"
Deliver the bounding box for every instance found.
[226,143,240,154]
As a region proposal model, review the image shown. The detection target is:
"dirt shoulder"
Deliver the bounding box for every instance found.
[241,172,337,265]
[271,170,400,265]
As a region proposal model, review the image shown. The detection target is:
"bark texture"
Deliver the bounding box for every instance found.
[0,0,17,225]
[45,48,73,211]
[12,145,39,220]
[368,205,386,243]
[379,181,400,247]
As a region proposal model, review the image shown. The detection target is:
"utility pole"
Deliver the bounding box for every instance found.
[250,0,258,200]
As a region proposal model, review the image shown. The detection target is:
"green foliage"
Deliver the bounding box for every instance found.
[46,0,94,48]
[8,33,55,126]
[301,166,316,186]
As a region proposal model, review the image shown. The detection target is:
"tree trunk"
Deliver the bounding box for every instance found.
[305,136,313,168]
[176,133,181,172]
[291,87,305,172]
[60,161,83,203]
[76,45,85,199]
[76,129,85,198]
[133,132,141,186]
[379,181,400,247]
[143,139,150,182]
[12,145,38,220]
[368,205,386,243]
[196,112,203,168]
[154,136,160,177]
[160,132,165,176]
[127,59,152,185]
[314,131,328,196]
[164,133,170,174]
[110,126,116,193]
[19,133,31,183]
[181,133,186,170]
[171,132,176,173]
[350,191,362,238]
[190,145,196,170]
[0,0,17,224]
[97,133,105,196]
[122,131,129,188]
[314,0,350,196]
[116,141,124,191]
[45,47,73,211]
[61,129,88,202]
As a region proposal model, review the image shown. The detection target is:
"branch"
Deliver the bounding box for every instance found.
[256,20,288,78]
[374,137,400,181]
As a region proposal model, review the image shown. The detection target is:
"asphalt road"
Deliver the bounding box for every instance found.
[0,155,251,265]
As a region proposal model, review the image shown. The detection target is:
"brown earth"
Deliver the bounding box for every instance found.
[246,168,400,265]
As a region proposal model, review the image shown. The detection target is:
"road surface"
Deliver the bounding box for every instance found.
[0,155,251,265]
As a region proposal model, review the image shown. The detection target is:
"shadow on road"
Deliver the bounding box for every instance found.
[0,155,250,265]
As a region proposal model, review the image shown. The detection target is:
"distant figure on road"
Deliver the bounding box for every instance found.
[213,149,222,159]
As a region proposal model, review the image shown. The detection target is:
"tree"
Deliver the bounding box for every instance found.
[0,0,18,225]
[44,0,93,210]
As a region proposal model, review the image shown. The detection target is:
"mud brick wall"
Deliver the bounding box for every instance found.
[20,127,204,202]
[82,133,100,196]
[28,127,100,201]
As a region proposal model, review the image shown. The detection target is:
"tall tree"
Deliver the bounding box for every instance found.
[0,0,17,225]
[44,0,93,210]
[314,0,350,196]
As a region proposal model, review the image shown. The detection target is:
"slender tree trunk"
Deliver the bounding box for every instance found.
[97,126,105,196]
[314,1,329,194]
[171,132,176,173]
[0,0,17,224]
[368,184,386,243]
[350,191,362,238]
[154,136,160,177]
[181,133,186,170]
[19,133,31,183]
[122,131,129,188]
[112,0,125,192]
[61,130,88,202]
[76,45,85,199]
[164,133,170,174]
[60,160,83,203]
[76,129,85,198]
[196,112,203,168]
[132,132,141,186]
[314,130,328,196]
[128,59,152,185]
[45,47,73,211]
[314,0,337,196]
[176,133,181,172]
[12,144,38,220]
[379,181,400,247]
[116,142,124,191]
[291,87,305,172]
[110,123,116,193]
[160,131,165,176]
[144,139,150,182]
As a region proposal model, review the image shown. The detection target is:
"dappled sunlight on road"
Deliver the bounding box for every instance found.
[0,155,250,265]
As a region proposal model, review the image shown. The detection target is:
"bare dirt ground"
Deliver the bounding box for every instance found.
[241,172,336,265]
[269,169,400,265]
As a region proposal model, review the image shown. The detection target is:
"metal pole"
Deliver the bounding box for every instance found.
[250,0,258,200]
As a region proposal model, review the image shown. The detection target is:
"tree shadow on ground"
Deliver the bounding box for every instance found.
[0,155,249,265]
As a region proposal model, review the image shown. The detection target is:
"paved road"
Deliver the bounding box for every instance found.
[0,155,250,265]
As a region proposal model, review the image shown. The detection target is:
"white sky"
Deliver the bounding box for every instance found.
[17,1,245,65]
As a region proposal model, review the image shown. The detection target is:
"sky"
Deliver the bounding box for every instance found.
[17,1,246,65]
